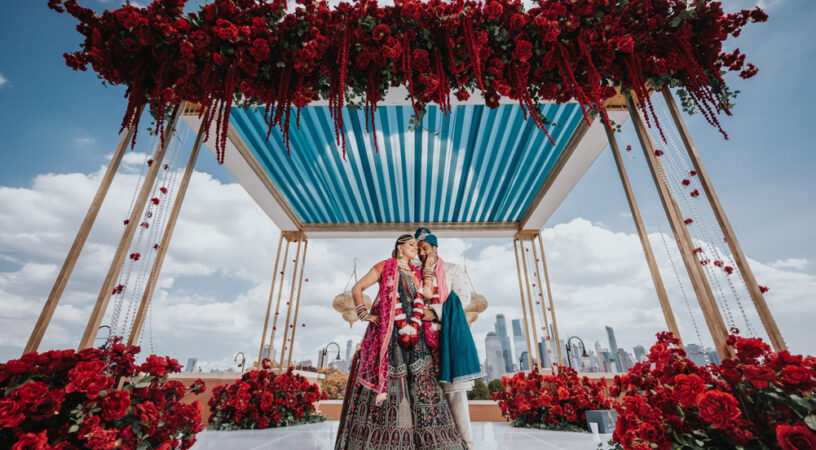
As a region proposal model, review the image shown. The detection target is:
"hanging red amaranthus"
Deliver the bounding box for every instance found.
[48,0,767,161]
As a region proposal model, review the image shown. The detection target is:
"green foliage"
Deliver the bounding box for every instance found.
[467,379,490,400]
[488,378,505,394]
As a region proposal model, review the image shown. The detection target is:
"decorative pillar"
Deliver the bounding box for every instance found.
[603,121,683,346]
[517,233,542,371]
[662,88,786,352]
[278,232,304,372]
[257,234,285,365]
[127,112,208,347]
[286,240,309,368]
[532,232,565,366]
[267,235,294,365]
[512,239,536,372]
[25,106,143,354]
[79,103,184,350]
[627,96,731,360]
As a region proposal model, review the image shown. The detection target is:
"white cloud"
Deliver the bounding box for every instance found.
[769,258,808,271]
[0,73,8,88]
[1,162,814,372]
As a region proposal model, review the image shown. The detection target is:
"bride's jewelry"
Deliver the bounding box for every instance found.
[355,304,369,321]
[397,260,412,273]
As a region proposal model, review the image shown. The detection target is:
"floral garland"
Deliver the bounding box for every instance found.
[395,291,425,348]
[48,0,767,161]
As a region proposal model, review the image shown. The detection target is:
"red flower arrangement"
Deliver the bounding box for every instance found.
[207,363,326,430]
[690,189,700,197]
[492,365,610,431]
[759,285,770,294]
[47,0,766,161]
[609,331,816,450]
[129,252,141,261]
[0,340,205,449]
[684,218,694,225]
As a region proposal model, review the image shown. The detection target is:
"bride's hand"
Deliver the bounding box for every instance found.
[367,315,380,326]
[422,309,436,321]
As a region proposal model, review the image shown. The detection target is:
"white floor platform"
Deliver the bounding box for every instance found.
[192,421,616,450]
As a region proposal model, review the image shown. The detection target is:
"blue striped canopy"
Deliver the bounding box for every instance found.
[229,103,584,225]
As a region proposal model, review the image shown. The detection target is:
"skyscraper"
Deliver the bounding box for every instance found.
[606,326,622,372]
[495,314,515,372]
[633,345,647,363]
[346,339,353,363]
[485,331,505,382]
[512,319,529,371]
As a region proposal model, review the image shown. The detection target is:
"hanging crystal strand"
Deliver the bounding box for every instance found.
[622,134,708,351]
[125,108,189,343]
[658,104,759,337]
[655,104,756,336]
[635,107,737,332]
[107,128,159,340]
[525,240,553,368]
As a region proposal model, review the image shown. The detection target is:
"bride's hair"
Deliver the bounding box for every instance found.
[392,234,415,259]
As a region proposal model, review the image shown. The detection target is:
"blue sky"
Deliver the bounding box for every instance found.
[0,0,814,368]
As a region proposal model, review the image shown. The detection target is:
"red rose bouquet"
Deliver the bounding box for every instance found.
[207,362,326,430]
[610,331,816,450]
[492,365,611,432]
[0,340,205,449]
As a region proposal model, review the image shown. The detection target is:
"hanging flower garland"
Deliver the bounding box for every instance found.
[48,0,767,162]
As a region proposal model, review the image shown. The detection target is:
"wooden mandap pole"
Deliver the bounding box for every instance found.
[662,88,786,352]
[512,238,536,372]
[518,234,542,371]
[278,233,303,372]
[25,107,144,354]
[286,239,309,368]
[257,233,285,365]
[268,236,293,365]
[533,233,564,366]
[603,120,683,346]
[627,96,730,360]
[127,112,207,347]
[79,103,184,350]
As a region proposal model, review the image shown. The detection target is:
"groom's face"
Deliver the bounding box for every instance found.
[418,241,437,264]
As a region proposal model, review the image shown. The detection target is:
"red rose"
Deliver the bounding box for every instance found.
[11,381,48,405]
[512,40,533,62]
[780,365,814,391]
[0,399,25,428]
[742,364,777,389]
[696,390,741,429]
[509,13,527,32]
[672,374,705,407]
[372,24,390,41]
[412,49,429,72]
[65,360,112,399]
[777,423,816,450]
[455,90,469,101]
[140,355,170,377]
[212,53,226,67]
[27,388,65,421]
[136,401,159,424]
[483,1,503,20]
[733,337,770,360]
[11,430,49,450]
[102,390,130,421]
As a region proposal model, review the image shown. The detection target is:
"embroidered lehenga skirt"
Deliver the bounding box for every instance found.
[335,272,467,450]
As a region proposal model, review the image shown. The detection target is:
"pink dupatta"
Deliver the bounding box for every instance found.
[357,258,398,404]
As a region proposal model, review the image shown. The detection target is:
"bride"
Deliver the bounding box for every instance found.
[335,234,467,449]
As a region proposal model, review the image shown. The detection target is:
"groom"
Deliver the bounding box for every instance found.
[415,227,481,450]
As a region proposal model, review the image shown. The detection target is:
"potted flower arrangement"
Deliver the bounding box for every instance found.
[492,364,611,432]
[0,340,205,449]
[610,331,816,450]
[207,362,326,430]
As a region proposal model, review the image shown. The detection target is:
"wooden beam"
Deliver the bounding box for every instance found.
[127,115,207,347]
[662,88,786,351]
[627,97,731,360]
[79,104,183,350]
[258,234,284,365]
[517,234,542,371]
[286,239,309,368]
[603,121,683,346]
[25,110,142,354]
[533,233,564,366]
[512,239,536,373]
[278,235,304,372]
[268,239,291,364]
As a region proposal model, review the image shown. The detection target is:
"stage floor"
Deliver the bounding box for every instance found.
[192,421,616,449]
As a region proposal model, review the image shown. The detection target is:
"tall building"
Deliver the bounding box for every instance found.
[185,358,198,372]
[495,314,515,373]
[485,331,506,382]
[685,344,713,367]
[633,345,647,363]
[346,339,354,363]
[512,319,529,371]
[606,326,622,372]
[617,348,636,372]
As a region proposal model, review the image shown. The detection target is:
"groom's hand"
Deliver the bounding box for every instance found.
[422,309,436,321]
